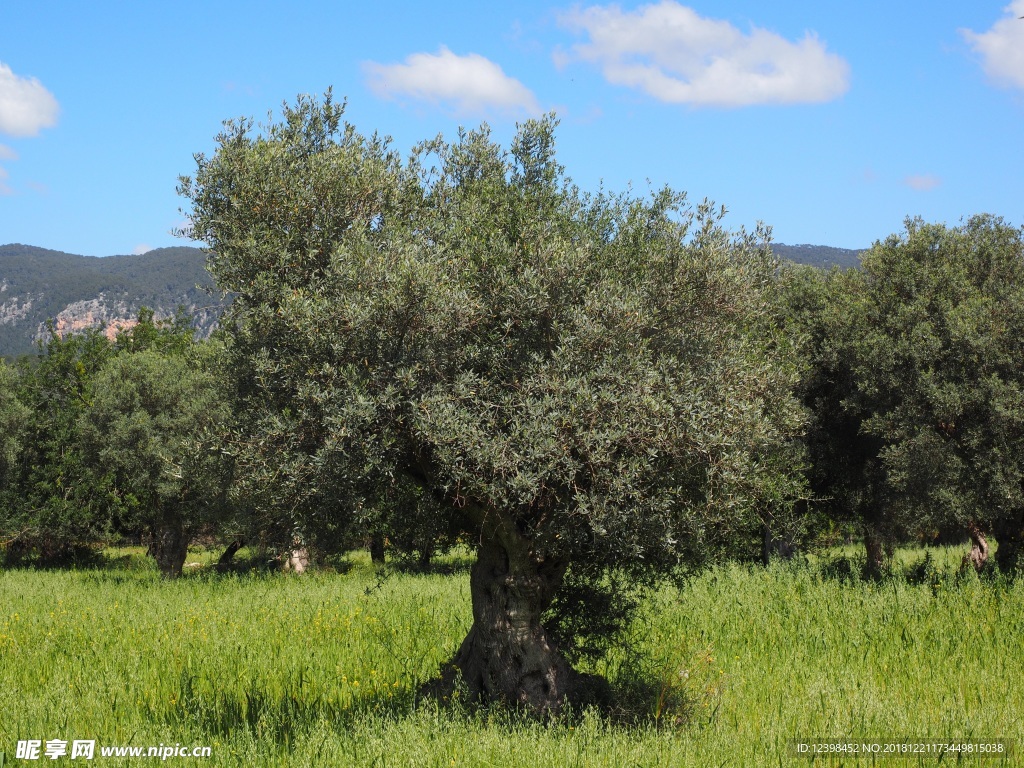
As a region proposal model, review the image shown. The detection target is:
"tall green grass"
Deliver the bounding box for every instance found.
[0,547,1020,766]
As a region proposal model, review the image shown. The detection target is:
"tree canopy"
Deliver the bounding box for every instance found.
[180,93,806,713]
[79,340,232,578]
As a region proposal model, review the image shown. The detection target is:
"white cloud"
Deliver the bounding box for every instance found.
[904,174,942,191]
[363,47,541,117]
[132,244,152,255]
[0,144,17,161]
[0,62,59,136]
[558,2,850,107]
[960,1,1024,91]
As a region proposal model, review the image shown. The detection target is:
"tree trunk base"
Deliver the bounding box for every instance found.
[422,535,610,717]
[417,547,433,571]
[216,539,244,571]
[369,535,386,565]
[151,520,189,579]
[762,523,796,565]
[424,621,610,718]
[862,523,891,580]
[282,541,310,573]
[863,535,884,580]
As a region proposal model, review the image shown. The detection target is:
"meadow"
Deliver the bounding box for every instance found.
[0,547,1021,766]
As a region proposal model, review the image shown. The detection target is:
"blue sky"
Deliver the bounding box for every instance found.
[1,0,1022,255]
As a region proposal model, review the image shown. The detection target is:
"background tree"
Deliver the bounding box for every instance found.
[782,216,1024,577]
[852,216,1024,574]
[778,263,900,577]
[79,323,233,578]
[2,326,115,563]
[180,94,806,713]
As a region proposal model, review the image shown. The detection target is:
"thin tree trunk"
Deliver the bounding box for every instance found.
[216,539,244,570]
[151,516,189,579]
[426,508,607,716]
[417,546,433,571]
[961,521,988,574]
[863,522,886,580]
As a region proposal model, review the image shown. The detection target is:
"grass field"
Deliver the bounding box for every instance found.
[1,546,1021,766]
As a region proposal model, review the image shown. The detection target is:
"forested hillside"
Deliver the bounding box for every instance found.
[770,243,865,269]
[0,244,225,357]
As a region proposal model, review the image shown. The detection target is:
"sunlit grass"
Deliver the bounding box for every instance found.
[0,546,1020,766]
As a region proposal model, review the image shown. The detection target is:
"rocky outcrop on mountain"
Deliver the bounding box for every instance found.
[37,295,137,342]
[0,293,37,326]
[0,244,227,357]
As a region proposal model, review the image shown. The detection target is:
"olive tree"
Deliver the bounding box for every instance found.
[3,327,116,563]
[179,94,805,713]
[783,217,1024,576]
[79,344,232,577]
[852,216,1024,573]
[778,263,900,577]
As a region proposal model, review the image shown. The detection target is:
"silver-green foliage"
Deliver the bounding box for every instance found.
[785,216,1024,570]
[855,217,1024,537]
[180,93,805,639]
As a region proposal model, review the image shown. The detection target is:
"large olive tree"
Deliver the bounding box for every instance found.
[180,94,805,713]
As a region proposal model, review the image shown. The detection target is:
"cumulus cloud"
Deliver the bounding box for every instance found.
[558,1,850,107]
[960,1,1024,90]
[132,244,152,255]
[363,47,541,117]
[904,174,942,191]
[0,62,59,136]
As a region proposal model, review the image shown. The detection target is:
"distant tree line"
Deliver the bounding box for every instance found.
[1,94,1021,713]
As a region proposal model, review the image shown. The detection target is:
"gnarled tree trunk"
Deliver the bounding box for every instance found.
[283,547,309,573]
[428,508,606,716]
[282,536,310,573]
[961,521,989,574]
[151,515,189,579]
